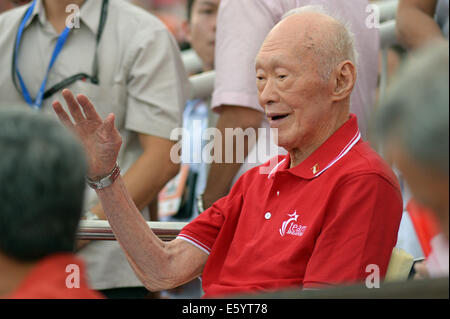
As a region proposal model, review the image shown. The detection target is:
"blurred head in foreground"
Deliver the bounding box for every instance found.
[374,42,449,240]
[0,109,87,263]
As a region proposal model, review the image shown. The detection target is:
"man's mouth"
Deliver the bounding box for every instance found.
[270,114,288,121]
[267,113,290,127]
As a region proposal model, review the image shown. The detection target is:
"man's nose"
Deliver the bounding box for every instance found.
[259,78,279,107]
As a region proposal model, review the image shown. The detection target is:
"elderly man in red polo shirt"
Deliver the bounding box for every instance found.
[53,6,403,297]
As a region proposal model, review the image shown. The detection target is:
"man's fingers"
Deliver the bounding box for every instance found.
[76,94,102,122]
[104,113,117,135]
[62,89,85,123]
[103,113,122,144]
[52,101,75,130]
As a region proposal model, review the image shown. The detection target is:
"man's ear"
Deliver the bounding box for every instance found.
[331,61,357,102]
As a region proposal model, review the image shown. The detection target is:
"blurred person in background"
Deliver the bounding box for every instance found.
[182,0,218,73]
[177,0,219,219]
[374,42,449,279]
[158,0,220,299]
[0,0,188,298]
[397,0,449,49]
[164,0,219,220]
[0,109,101,299]
[392,0,449,261]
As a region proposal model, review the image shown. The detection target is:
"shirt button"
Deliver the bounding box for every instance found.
[265,212,271,220]
[277,191,280,196]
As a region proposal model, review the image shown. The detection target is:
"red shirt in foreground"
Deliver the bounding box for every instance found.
[178,114,403,297]
[6,253,103,299]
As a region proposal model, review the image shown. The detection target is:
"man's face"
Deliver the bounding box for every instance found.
[255,27,331,151]
[187,0,220,71]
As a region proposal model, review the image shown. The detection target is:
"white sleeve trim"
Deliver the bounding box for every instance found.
[177,235,211,255]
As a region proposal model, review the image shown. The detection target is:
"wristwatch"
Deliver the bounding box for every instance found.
[86,163,121,190]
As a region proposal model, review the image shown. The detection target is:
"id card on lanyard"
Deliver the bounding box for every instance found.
[14,0,71,110]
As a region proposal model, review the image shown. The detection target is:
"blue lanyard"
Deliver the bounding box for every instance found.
[14,0,71,110]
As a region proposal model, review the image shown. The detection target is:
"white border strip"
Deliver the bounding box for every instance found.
[314,131,361,178]
[177,234,211,255]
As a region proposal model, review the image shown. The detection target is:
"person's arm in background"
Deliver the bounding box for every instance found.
[397,0,444,49]
[202,0,274,209]
[202,105,263,208]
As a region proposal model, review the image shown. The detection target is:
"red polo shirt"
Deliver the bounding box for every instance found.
[6,253,103,299]
[178,114,403,297]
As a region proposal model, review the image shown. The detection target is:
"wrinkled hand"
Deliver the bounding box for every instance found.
[53,89,122,180]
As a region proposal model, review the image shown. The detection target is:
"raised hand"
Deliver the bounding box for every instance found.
[53,89,122,181]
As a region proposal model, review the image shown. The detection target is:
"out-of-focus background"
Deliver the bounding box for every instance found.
[0,0,191,48]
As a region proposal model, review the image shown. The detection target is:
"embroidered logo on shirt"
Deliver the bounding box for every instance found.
[279,211,307,237]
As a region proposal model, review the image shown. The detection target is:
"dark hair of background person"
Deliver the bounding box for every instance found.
[0,109,87,262]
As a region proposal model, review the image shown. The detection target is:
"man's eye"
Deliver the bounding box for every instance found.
[256,76,265,81]
[200,9,214,15]
[278,75,287,80]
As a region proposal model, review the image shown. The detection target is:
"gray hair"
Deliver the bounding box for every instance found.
[0,109,87,261]
[374,42,449,175]
[282,5,359,80]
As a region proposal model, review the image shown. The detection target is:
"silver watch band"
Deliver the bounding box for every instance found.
[86,163,120,190]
